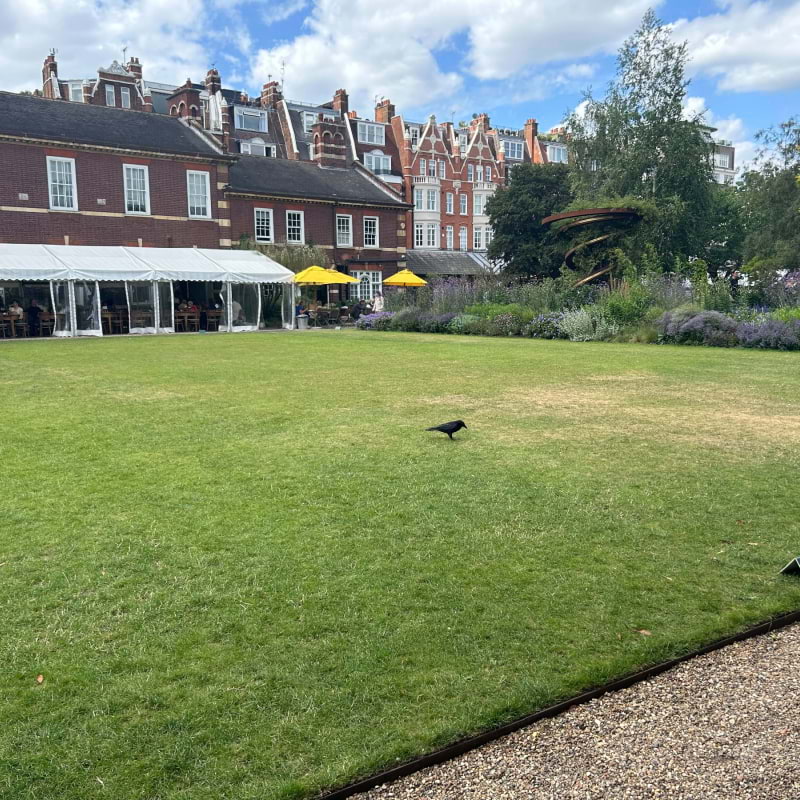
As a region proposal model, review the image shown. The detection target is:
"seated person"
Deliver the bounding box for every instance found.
[8,301,24,318]
[350,299,366,320]
[187,301,199,312]
[295,301,307,317]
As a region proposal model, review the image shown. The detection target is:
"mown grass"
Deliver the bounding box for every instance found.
[2,331,799,800]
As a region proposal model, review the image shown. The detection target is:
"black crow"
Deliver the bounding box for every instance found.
[425,420,467,439]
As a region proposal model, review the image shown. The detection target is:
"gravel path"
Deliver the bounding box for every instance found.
[356,623,800,800]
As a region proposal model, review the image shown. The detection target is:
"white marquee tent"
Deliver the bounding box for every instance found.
[0,245,295,336]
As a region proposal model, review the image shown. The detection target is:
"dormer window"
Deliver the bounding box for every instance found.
[505,141,524,160]
[236,108,267,132]
[357,122,385,145]
[409,127,420,147]
[240,138,275,157]
[69,83,83,103]
[546,144,568,163]
[105,85,115,106]
[364,150,391,175]
[121,87,131,109]
[303,112,317,134]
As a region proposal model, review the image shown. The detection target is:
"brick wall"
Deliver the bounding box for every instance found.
[0,140,227,247]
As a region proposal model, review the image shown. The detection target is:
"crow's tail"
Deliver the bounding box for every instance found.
[425,426,438,431]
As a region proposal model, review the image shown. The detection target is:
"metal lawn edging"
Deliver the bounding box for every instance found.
[317,608,800,800]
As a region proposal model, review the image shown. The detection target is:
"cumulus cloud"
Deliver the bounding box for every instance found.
[674,1,800,92]
[1,0,210,92]
[685,95,756,169]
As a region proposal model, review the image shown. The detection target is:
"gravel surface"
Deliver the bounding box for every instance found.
[356,623,800,800]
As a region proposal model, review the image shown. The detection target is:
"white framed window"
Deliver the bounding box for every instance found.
[445,225,454,250]
[446,192,454,214]
[426,223,437,248]
[590,159,600,172]
[459,133,467,151]
[438,160,445,179]
[473,226,483,250]
[546,144,568,163]
[286,210,305,244]
[47,156,78,211]
[485,167,492,183]
[186,170,211,219]
[474,194,484,216]
[714,152,731,169]
[485,226,493,247]
[409,127,420,147]
[352,270,382,300]
[414,223,424,247]
[357,122,385,145]
[254,208,274,243]
[69,83,83,102]
[426,189,437,211]
[121,87,131,109]
[123,164,150,215]
[467,163,474,182]
[241,139,276,157]
[105,85,115,106]
[364,152,391,174]
[505,140,524,160]
[414,188,424,210]
[428,159,437,177]
[419,158,426,176]
[459,225,467,250]
[236,107,267,132]
[460,193,468,215]
[303,112,317,134]
[363,216,379,248]
[336,214,353,247]
[478,165,485,182]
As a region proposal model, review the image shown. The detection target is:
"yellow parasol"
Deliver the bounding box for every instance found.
[383,269,428,287]
[293,265,331,285]
[323,268,358,284]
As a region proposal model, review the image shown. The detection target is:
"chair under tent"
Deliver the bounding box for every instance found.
[0,245,296,337]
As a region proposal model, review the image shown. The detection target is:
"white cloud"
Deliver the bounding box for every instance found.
[685,95,756,169]
[1,0,210,92]
[674,1,800,92]
[262,0,309,24]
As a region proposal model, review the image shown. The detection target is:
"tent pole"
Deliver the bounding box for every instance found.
[256,284,263,331]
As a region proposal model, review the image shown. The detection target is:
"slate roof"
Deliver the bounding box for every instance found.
[406,250,491,276]
[228,156,408,208]
[0,92,228,159]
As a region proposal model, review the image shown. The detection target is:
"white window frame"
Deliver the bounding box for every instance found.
[714,152,730,169]
[445,225,454,250]
[547,144,568,164]
[357,122,385,145]
[446,192,454,214]
[473,226,483,250]
[363,216,379,248]
[419,158,426,176]
[186,170,211,219]
[364,152,391,174]
[105,85,115,106]
[47,156,78,211]
[303,112,317,134]
[476,165,483,182]
[485,226,493,247]
[414,223,424,247]
[414,188,424,210]
[409,127,420,147]
[286,210,305,244]
[121,86,131,109]
[236,107,268,132]
[474,194,484,216]
[426,189,437,211]
[240,139,275,157]
[428,159,437,177]
[505,141,524,160]
[438,159,445,179]
[426,223,437,248]
[254,208,274,243]
[336,214,353,247]
[123,164,150,216]
[351,270,382,301]
[485,167,492,183]
[459,225,467,251]
[467,163,474,182]
[69,83,83,102]
[460,193,468,216]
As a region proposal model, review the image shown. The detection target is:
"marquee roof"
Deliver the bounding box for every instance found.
[0,245,294,284]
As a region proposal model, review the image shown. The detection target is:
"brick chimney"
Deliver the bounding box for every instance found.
[142,88,153,112]
[524,118,538,162]
[470,113,491,134]
[311,116,348,167]
[375,98,395,124]
[260,80,282,109]
[125,57,143,80]
[332,88,349,115]
[42,51,60,99]
[221,97,231,152]
[205,68,222,96]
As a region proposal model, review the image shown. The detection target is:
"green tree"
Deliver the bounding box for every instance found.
[486,163,573,277]
[565,10,715,267]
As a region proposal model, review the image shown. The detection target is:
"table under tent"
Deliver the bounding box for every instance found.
[0,245,295,337]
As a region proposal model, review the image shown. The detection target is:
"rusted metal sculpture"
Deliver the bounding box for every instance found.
[541,207,641,286]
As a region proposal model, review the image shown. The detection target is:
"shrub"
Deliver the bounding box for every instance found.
[448,314,481,335]
[557,308,619,342]
[597,285,653,327]
[523,313,567,339]
[771,307,800,323]
[356,312,395,330]
[418,312,458,333]
[389,308,422,332]
[657,309,737,347]
[464,303,535,323]
[486,313,526,337]
[736,319,800,350]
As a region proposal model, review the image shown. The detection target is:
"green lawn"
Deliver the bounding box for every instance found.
[2,331,800,799]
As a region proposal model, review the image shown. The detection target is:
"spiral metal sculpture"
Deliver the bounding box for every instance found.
[541,207,642,286]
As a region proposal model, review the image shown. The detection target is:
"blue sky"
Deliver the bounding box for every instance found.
[3,0,799,166]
